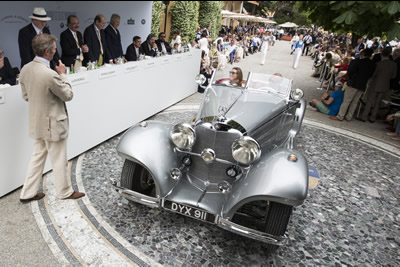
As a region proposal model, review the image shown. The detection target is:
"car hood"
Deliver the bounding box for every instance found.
[225,90,287,132]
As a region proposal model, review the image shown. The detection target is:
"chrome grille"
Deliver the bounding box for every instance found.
[188,123,242,185]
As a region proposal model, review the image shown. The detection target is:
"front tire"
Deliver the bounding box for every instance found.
[231,201,293,253]
[120,160,155,197]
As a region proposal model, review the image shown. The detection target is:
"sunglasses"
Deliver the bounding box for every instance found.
[229,71,237,74]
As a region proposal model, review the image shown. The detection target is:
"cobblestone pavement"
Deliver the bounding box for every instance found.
[1,39,399,266]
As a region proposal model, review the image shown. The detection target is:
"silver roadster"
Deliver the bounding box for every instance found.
[111,71,308,252]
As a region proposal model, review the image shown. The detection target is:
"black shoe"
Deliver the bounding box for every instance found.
[356,117,366,122]
[368,119,375,123]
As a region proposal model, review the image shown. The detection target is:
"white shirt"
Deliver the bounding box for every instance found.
[32,23,42,35]
[35,56,50,68]
[199,37,209,53]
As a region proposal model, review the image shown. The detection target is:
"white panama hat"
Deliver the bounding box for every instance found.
[29,7,51,21]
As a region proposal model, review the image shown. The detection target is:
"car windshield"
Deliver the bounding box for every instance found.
[196,73,291,121]
[246,73,291,96]
[196,85,244,121]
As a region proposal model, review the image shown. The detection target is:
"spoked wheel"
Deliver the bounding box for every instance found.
[232,201,293,253]
[120,160,155,197]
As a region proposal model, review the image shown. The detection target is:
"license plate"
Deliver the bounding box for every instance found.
[163,200,216,223]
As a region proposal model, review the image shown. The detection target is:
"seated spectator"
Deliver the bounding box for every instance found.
[125,36,144,61]
[156,32,171,55]
[0,49,17,86]
[217,39,223,52]
[188,40,198,52]
[172,43,180,53]
[334,57,351,84]
[309,81,344,116]
[141,34,158,57]
[386,112,400,140]
[227,39,237,64]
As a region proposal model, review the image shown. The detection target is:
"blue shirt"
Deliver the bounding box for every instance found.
[327,89,344,116]
[294,40,304,49]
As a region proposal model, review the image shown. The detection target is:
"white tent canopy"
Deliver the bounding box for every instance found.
[222,10,276,24]
[279,22,299,28]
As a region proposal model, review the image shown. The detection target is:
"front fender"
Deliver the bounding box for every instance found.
[223,148,308,219]
[116,120,180,197]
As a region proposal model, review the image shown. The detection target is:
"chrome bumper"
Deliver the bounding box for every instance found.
[110,179,287,246]
[216,217,287,245]
[110,179,160,208]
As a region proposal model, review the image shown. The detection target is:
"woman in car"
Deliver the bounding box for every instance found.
[227,67,243,87]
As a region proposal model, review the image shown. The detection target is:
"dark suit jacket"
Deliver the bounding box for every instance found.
[84,24,111,63]
[347,57,376,91]
[104,25,123,61]
[141,41,157,57]
[125,44,144,61]
[60,29,87,67]
[369,58,397,93]
[155,40,171,54]
[18,23,60,69]
[0,57,16,85]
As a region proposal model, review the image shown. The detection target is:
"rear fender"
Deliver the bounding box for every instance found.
[116,121,180,197]
[223,148,308,219]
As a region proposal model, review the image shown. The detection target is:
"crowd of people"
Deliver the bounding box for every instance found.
[297,30,400,141]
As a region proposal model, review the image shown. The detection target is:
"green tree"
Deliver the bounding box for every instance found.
[170,1,199,43]
[198,1,224,39]
[299,1,400,41]
[151,1,165,36]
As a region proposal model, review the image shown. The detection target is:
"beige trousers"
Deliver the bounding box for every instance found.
[20,138,73,199]
[336,85,363,121]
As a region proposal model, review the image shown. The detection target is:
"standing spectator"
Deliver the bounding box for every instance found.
[203,24,211,38]
[156,32,172,54]
[391,48,400,93]
[125,36,144,61]
[302,32,313,56]
[260,32,271,65]
[19,34,85,202]
[292,34,304,69]
[355,38,366,59]
[105,14,124,62]
[171,31,182,51]
[198,32,209,55]
[84,14,112,66]
[330,48,375,121]
[60,15,89,70]
[141,34,158,57]
[18,7,60,69]
[195,27,202,43]
[0,48,17,86]
[358,47,397,122]
[290,32,299,54]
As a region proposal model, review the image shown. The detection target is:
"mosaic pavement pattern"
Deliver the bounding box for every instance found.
[71,109,399,266]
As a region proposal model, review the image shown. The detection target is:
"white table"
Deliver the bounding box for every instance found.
[0,50,201,197]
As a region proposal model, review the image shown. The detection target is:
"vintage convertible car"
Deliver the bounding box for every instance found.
[110,71,308,252]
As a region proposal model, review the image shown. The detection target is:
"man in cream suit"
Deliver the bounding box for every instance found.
[19,33,85,202]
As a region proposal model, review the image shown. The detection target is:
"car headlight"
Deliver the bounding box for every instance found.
[170,123,196,150]
[195,74,207,85]
[290,88,304,100]
[231,136,261,165]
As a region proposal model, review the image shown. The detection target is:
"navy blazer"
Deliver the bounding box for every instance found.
[18,23,60,69]
[60,29,86,67]
[141,41,157,57]
[125,44,144,61]
[155,40,171,54]
[347,58,376,91]
[0,57,16,85]
[104,25,123,61]
[84,24,111,63]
